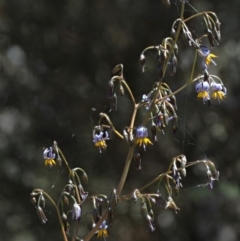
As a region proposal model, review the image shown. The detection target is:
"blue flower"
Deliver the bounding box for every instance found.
[135,126,153,150]
[199,46,217,69]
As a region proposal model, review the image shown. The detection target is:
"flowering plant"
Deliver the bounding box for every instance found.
[31,1,224,240]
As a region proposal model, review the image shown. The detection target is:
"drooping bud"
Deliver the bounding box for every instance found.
[81,172,88,184]
[207,29,216,47]
[31,197,37,206]
[131,190,138,203]
[72,203,81,220]
[134,152,141,170]
[112,64,123,76]
[40,195,45,209]
[36,206,48,224]
[107,80,114,99]
[140,53,146,73]
[151,123,158,142]
[162,0,170,8]
[119,84,124,96]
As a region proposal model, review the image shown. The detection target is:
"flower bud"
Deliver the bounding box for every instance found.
[81,172,88,184]
[112,64,123,75]
[140,54,146,73]
[31,197,37,206]
[36,206,48,224]
[134,152,141,170]
[151,124,158,142]
[72,203,81,220]
[119,84,124,96]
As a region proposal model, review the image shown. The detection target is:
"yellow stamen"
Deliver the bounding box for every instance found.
[206,54,217,66]
[95,141,107,149]
[97,229,108,238]
[197,91,209,99]
[212,91,225,100]
[135,137,153,146]
[44,159,56,167]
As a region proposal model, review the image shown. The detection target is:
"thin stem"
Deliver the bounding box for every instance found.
[116,145,135,195]
[184,11,217,23]
[59,148,72,174]
[83,104,138,241]
[121,79,136,105]
[99,113,124,139]
[189,50,198,84]
[33,189,68,241]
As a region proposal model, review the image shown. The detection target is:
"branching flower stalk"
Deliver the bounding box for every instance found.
[31,1,225,241]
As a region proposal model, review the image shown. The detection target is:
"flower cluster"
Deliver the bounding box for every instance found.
[195,72,227,104]
[196,46,227,104]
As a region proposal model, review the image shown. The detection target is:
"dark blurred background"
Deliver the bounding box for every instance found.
[1,0,240,241]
